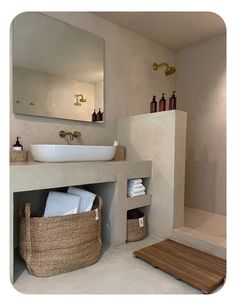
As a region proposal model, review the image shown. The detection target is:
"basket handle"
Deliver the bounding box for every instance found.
[23,202,33,274]
[97,197,103,246]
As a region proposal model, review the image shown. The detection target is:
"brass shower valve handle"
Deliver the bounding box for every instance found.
[73,131,81,138]
[59,130,81,140]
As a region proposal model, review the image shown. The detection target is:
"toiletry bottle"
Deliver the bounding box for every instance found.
[97,108,102,121]
[169,91,177,110]
[159,93,166,111]
[101,110,103,121]
[13,137,23,150]
[150,95,157,113]
[92,110,97,122]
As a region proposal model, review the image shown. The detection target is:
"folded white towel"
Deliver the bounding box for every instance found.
[128,191,145,197]
[128,179,142,185]
[44,191,81,217]
[128,184,145,191]
[67,186,96,213]
[128,187,145,194]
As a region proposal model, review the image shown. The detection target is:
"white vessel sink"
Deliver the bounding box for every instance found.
[30,144,116,162]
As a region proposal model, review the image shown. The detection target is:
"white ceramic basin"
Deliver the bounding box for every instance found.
[30,144,116,162]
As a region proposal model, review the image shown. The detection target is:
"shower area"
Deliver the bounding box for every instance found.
[172,34,226,259]
[173,177,226,259]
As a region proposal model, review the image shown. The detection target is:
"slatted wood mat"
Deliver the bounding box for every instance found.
[133,239,226,294]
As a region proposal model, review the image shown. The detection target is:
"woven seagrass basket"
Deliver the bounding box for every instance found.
[127,209,147,242]
[19,196,102,277]
[10,150,28,162]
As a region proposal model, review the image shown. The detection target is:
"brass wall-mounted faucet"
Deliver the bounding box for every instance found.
[59,130,81,141]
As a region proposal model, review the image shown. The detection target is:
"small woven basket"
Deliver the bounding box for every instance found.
[127,209,147,242]
[19,196,103,277]
[10,150,28,162]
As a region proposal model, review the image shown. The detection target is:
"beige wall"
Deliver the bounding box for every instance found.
[10,12,175,150]
[176,34,226,215]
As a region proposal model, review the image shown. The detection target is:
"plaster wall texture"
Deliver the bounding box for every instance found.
[10,12,175,150]
[176,34,226,215]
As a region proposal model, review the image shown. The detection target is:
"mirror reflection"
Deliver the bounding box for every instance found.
[12,12,104,123]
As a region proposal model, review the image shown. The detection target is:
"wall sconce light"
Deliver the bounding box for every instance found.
[74,93,87,106]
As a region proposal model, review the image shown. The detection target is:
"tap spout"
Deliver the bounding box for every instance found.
[59,130,74,140]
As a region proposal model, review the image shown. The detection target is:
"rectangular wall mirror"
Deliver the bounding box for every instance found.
[12,12,104,123]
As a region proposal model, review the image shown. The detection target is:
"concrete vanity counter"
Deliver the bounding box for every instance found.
[10,160,152,282]
[10,160,151,192]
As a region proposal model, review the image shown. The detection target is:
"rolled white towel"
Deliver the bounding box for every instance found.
[128,179,142,185]
[128,191,145,197]
[67,186,96,213]
[44,191,81,217]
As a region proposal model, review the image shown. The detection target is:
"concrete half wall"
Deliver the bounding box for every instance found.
[118,110,187,239]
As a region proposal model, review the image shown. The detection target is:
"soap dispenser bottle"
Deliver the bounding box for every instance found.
[169,91,177,110]
[92,110,97,122]
[13,137,23,151]
[150,95,157,113]
[97,108,103,121]
[159,93,166,111]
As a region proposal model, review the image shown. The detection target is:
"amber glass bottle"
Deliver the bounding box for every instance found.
[150,95,157,113]
[92,110,97,122]
[169,91,177,110]
[159,93,166,111]
[97,108,103,121]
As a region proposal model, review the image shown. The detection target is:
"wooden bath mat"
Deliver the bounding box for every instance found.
[133,239,226,294]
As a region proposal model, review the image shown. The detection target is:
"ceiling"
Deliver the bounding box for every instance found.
[94,12,226,50]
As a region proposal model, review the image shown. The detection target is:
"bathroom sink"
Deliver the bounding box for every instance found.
[30,144,116,162]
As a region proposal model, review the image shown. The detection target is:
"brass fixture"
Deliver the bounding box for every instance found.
[59,130,73,140]
[74,93,87,106]
[72,131,81,139]
[153,62,176,76]
[59,130,81,141]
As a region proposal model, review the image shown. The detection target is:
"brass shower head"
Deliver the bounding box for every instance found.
[153,62,176,76]
[165,66,176,76]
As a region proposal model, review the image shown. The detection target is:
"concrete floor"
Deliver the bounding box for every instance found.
[185,207,226,238]
[13,236,202,294]
[184,207,226,247]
